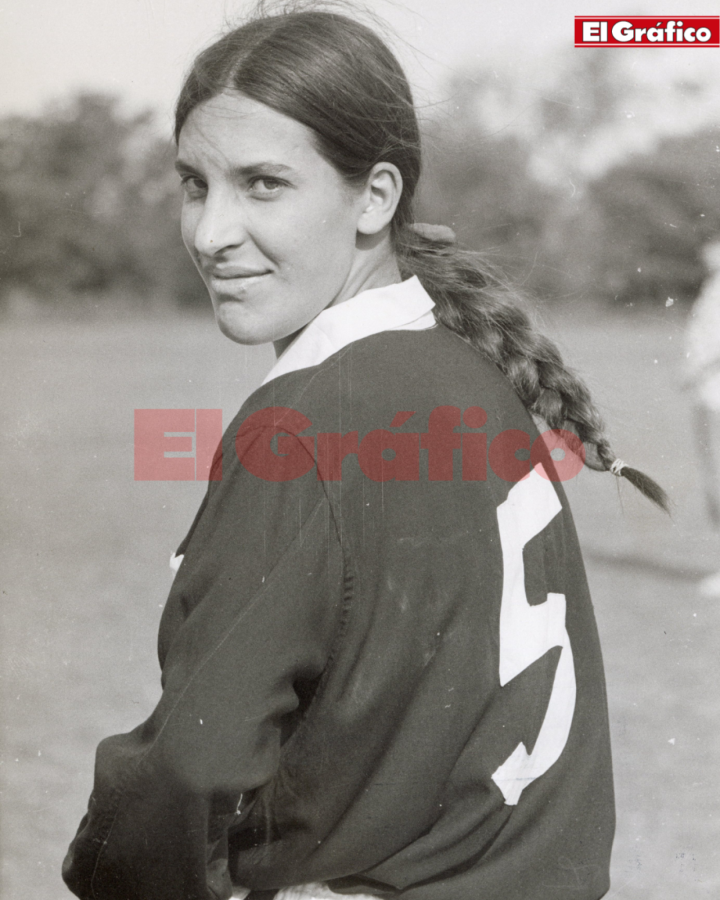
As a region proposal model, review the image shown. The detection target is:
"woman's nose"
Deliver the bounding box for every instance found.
[192,191,247,258]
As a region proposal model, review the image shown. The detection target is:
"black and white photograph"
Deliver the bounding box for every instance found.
[1,1,719,898]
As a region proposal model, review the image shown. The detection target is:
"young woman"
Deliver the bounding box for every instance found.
[63,7,667,900]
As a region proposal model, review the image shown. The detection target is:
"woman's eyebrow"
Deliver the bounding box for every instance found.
[174,159,296,177]
[174,159,199,175]
[232,162,296,178]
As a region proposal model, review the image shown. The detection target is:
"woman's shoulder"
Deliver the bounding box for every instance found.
[233,325,532,439]
[251,324,511,401]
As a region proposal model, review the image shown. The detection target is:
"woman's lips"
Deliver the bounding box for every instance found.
[207,269,271,291]
[209,268,271,278]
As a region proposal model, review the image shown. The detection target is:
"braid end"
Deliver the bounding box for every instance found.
[618,465,671,514]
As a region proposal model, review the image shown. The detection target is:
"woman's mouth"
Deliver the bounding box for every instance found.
[208,268,272,291]
[209,266,271,278]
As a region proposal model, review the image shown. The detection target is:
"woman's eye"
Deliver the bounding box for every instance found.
[248,176,284,197]
[180,175,207,199]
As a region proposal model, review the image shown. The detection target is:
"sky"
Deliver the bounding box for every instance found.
[2,0,720,132]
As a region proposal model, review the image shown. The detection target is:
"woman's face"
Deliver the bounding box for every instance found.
[177,92,369,346]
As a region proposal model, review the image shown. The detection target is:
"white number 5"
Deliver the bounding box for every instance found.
[491,466,576,805]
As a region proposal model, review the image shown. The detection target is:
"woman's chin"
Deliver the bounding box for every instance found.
[215,317,264,345]
[213,304,277,346]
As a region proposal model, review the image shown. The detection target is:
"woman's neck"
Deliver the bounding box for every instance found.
[273,248,402,358]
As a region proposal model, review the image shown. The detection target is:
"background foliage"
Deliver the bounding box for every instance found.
[2,50,720,312]
[0,94,204,310]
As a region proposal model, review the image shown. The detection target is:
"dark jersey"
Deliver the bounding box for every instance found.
[63,323,614,900]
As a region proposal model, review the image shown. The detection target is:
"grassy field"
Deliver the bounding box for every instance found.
[1,306,718,899]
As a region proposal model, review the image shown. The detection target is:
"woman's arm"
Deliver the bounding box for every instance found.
[62,428,345,900]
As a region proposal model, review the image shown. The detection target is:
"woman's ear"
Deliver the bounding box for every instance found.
[357,162,403,235]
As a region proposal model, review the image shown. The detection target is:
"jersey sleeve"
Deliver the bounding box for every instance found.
[62,422,345,900]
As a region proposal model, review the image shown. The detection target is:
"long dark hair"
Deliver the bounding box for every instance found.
[175,4,668,510]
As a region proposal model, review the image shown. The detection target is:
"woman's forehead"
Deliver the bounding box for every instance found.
[177,92,317,168]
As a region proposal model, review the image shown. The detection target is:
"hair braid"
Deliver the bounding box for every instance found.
[397,227,669,511]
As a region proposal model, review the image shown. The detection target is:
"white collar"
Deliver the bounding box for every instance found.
[262,276,436,385]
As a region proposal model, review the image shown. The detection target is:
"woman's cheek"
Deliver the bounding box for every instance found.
[180,207,200,265]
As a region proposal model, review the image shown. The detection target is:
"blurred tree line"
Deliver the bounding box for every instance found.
[417,49,720,307]
[2,51,720,314]
[0,93,204,312]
